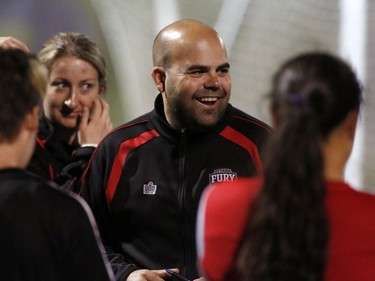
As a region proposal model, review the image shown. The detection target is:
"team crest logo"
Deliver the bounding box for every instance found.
[143,181,157,195]
[209,168,237,184]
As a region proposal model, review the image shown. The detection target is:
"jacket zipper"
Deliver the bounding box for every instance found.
[179,128,189,276]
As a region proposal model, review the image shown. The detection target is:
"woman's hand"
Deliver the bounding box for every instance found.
[78,97,113,146]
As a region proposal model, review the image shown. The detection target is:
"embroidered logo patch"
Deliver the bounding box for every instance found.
[143,181,157,195]
[209,168,237,184]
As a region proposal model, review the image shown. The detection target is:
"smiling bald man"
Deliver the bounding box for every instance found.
[81,19,271,281]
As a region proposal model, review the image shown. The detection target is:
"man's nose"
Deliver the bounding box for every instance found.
[204,72,220,89]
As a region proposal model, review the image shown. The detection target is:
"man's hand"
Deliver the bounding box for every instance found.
[78,97,113,146]
[127,268,177,281]
[0,36,29,53]
[126,268,206,281]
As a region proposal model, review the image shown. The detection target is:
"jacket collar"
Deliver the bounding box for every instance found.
[151,93,233,144]
[37,113,54,142]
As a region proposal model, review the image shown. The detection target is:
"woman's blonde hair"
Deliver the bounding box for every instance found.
[29,57,48,100]
[38,32,107,92]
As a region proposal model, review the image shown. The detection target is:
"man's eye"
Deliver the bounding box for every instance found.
[218,68,229,76]
[188,70,205,77]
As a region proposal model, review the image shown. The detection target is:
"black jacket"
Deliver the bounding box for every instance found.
[0,168,114,281]
[81,94,271,281]
[27,114,95,192]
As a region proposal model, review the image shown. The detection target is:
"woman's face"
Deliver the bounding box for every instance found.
[43,55,102,130]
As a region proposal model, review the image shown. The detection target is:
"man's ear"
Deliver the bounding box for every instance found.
[151,66,165,93]
[24,105,40,132]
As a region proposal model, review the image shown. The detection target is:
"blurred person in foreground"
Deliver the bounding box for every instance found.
[197,52,375,281]
[81,19,271,281]
[0,48,115,281]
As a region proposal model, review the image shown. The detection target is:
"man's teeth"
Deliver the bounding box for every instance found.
[200,97,218,102]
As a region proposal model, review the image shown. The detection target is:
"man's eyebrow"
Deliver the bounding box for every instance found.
[186,65,209,71]
[186,63,230,71]
[217,63,230,69]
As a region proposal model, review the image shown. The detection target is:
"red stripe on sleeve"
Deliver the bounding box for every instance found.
[48,164,55,181]
[220,126,263,175]
[106,129,159,204]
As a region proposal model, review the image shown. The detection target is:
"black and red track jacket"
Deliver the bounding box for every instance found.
[26,114,95,192]
[81,94,271,281]
[0,168,114,281]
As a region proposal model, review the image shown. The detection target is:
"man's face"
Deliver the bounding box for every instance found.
[162,35,231,132]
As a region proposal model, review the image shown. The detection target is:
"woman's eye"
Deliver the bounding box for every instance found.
[52,81,67,89]
[82,83,92,91]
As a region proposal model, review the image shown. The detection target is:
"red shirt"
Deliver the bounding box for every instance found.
[197,178,375,281]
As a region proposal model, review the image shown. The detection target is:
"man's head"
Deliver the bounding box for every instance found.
[0,48,46,143]
[152,19,231,132]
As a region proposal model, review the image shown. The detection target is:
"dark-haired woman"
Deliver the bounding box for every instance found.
[197,52,375,281]
[0,48,114,281]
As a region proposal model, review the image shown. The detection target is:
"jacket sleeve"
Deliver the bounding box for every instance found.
[80,142,138,281]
